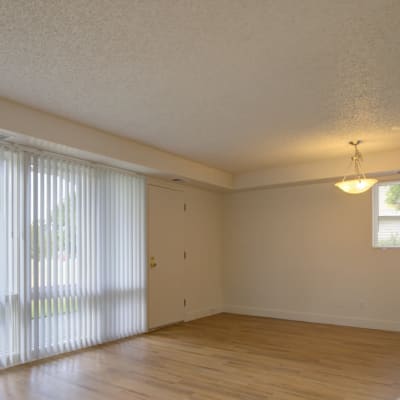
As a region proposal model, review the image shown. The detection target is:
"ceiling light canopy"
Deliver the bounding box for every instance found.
[335,140,377,194]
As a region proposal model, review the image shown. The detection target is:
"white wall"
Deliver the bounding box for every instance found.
[184,186,224,321]
[223,182,400,331]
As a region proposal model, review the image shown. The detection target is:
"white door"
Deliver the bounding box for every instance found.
[148,184,184,329]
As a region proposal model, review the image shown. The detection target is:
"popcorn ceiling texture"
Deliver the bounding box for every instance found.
[0,0,399,173]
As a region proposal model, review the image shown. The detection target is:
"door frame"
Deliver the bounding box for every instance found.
[146,180,185,330]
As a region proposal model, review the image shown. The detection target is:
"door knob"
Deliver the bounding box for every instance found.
[150,256,157,268]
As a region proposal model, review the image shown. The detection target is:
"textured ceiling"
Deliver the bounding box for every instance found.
[1,0,400,173]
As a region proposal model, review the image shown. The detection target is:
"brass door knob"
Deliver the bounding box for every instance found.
[150,256,157,268]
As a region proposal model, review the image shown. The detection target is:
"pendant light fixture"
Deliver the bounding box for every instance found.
[334,140,377,194]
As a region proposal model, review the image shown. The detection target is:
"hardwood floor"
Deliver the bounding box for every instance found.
[1,313,400,399]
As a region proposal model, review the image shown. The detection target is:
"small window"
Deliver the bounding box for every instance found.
[373,181,400,248]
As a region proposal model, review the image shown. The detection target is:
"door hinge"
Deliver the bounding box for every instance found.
[184,251,187,260]
[184,203,187,211]
[184,298,187,307]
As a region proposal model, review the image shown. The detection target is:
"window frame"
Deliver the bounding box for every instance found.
[372,180,400,248]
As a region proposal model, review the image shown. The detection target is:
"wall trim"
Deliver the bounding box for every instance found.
[224,305,400,332]
[184,306,223,322]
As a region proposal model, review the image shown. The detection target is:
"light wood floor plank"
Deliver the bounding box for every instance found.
[1,313,400,399]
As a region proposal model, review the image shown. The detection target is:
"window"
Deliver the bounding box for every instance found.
[0,144,147,369]
[373,181,400,248]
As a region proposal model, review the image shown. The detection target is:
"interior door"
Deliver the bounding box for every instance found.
[148,184,184,329]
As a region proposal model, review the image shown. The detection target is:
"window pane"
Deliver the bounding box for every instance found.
[0,144,147,369]
[374,182,400,247]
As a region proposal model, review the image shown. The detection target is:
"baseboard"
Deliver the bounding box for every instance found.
[184,306,222,322]
[223,305,400,332]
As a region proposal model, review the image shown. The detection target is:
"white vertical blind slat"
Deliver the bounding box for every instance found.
[45,157,52,354]
[38,156,45,355]
[51,158,58,354]
[24,154,32,363]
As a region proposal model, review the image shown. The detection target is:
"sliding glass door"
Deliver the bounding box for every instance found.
[0,144,146,368]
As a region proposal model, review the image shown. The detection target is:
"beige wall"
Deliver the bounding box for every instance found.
[184,186,224,320]
[3,98,399,330]
[3,97,400,191]
[223,182,400,331]
[0,97,232,189]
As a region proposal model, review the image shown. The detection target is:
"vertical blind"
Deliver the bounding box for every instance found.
[0,144,147,369]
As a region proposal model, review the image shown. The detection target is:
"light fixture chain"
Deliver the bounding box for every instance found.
[351,142,366,180]
[342,158,354,181]
[335,140,377,193]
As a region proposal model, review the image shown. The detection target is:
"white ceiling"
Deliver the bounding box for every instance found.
[1,0,400,173]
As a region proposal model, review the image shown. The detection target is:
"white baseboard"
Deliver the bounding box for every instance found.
[223,305,400,332]
[184,306,222,322]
